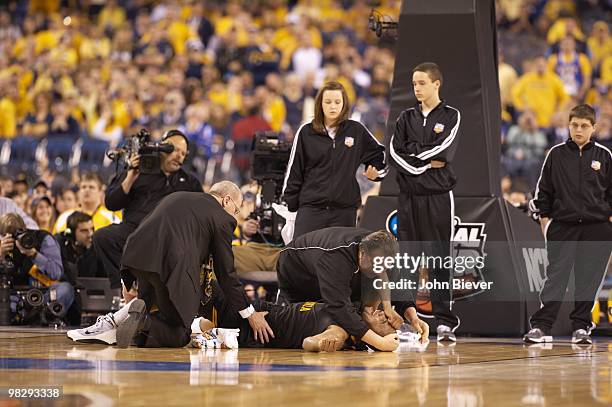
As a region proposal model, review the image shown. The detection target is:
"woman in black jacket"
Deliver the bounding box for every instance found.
[282,81,388,239]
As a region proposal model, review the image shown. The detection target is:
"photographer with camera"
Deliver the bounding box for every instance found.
[93,129,203,289]
[55,211,104,285]
[0,213,74,322]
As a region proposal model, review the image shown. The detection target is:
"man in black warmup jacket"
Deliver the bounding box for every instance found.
[276,227,426,351]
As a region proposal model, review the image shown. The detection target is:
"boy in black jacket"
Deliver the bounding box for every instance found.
[389,62,461,342]
[525,104,612,345]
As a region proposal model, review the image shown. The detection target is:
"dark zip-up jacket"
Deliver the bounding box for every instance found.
[529,139,612,224]
[390,101,461,195]
[105,168,203,226]
[279,227,415,338]
[282,120,388,212]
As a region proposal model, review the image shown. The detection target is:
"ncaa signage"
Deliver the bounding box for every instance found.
[385,209,490,301]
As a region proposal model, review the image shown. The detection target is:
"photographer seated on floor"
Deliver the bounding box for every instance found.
[0,213,74,325]
[234,213,283,274]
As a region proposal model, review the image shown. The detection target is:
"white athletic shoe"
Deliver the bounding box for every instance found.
[398,323,421,343]
[67,313,117,345]
[191,328,240,350]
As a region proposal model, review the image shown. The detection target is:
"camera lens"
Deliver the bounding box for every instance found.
[26,288,44,308]
[48,301,64,317]
[17,230,36,250]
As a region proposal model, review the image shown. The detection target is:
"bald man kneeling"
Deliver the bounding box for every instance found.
[116,181,273,348]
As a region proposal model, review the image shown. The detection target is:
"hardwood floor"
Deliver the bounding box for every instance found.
[0,330,610,406]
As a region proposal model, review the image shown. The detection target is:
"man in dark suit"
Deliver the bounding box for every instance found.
[116,181,273,348]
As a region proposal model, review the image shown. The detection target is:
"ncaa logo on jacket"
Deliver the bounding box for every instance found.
[344,136,354,147]
[433,123,445,134]
[591,160,601,171]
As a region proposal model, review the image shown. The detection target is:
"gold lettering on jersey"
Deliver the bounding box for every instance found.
[300,302,317,312]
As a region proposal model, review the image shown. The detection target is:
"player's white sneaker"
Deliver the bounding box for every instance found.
[191,328,240,350]
[67,313,117,345]
[398,323,421,343]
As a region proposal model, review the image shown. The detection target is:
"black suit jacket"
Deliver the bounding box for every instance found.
[121,191,249,327]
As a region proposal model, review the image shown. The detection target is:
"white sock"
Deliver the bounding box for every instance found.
[113,298,137,324]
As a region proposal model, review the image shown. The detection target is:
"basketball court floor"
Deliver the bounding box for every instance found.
[0,328,610,406]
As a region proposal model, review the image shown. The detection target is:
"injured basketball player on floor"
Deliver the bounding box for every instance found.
[192,280,429,352]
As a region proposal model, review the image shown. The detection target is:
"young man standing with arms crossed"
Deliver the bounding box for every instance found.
[389,62,461,342]
[526,104,612,345]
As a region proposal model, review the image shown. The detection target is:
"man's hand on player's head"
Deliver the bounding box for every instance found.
[382,304,404,330]
[248,311,275,344]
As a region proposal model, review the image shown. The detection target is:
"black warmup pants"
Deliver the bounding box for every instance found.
[530,221,612,332]
[397,191,459,330]
[129,268,191,348]
[293,206,356,239]
[92,222,137,289]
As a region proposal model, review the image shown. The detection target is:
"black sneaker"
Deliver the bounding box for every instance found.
[523,328,553,343]
[116,299,147,348]
[571,329,592,345]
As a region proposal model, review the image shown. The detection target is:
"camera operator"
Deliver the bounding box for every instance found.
[93,130,203,289]
[55,211,105,285]
[0,213,74,320]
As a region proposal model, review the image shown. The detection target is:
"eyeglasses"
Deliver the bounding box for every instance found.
[227,196,241,216]
[569,122,593,131]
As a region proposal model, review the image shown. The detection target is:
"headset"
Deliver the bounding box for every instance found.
[162,129,190,151]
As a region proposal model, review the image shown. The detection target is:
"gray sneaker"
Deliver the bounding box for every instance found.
[523,328,553,343]
[436,325,456,342]
[571,329,592,345]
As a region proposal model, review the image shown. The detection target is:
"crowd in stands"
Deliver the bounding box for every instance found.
[0,0,398,187]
